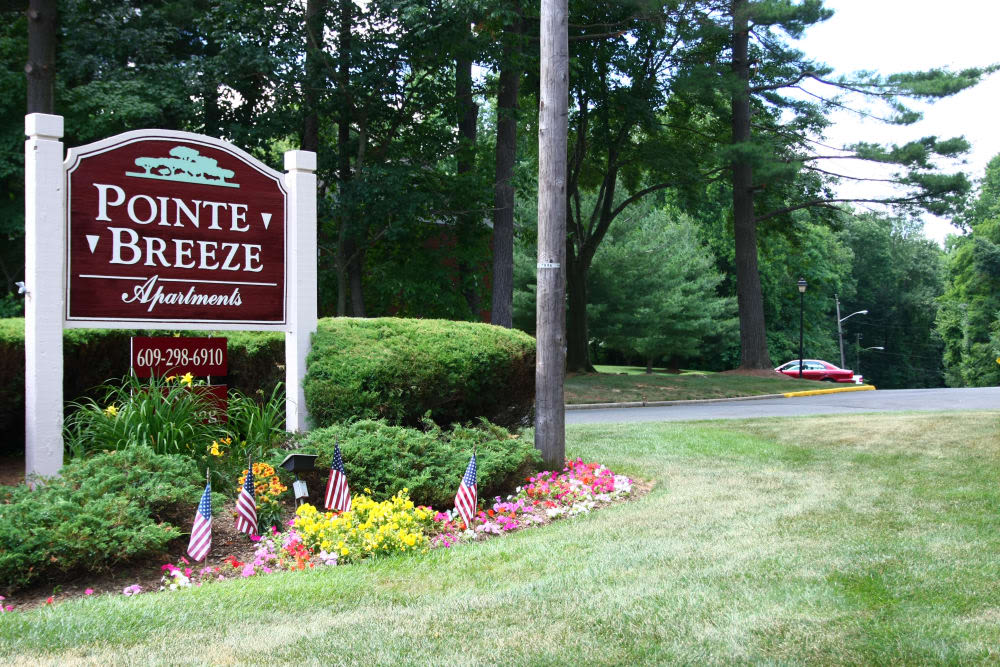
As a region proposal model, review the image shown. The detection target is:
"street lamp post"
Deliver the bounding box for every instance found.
[798,278,807,378]
[855,333,884,376]
[835,293,868,369]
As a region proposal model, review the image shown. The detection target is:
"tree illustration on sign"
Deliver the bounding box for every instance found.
[126,145,239,188]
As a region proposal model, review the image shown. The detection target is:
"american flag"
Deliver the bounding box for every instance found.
[454,453,477,527]
[187,482,212,562]
[235,466,258,536]
[324,441,352,512]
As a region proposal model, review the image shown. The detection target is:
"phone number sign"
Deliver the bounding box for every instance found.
[65,133,287,325]
[130,336,227,378]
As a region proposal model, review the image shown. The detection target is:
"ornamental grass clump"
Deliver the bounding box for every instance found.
[293,490,435,563]
[63,374,226,459]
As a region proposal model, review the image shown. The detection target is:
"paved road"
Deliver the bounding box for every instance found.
[565,387,1000,424]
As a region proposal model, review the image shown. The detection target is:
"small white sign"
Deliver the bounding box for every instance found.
[537,261,560,269]
[293,479,309,499]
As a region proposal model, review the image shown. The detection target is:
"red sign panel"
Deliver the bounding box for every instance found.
[65,133,286,325]
[131,336,227,378]
[195,384,229,424]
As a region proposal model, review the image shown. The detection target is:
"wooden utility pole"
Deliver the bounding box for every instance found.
[534,0,568,468]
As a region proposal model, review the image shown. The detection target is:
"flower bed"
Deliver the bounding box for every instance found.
[0,460,634,609]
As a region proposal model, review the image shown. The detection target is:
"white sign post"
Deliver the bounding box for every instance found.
[23,113,318,479]
[24,113,65,479]
[283,150,317,432]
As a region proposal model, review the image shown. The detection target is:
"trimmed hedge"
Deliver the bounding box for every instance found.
[304,318,535,429]
[0,447,212,593]
[2,316,536,452]
[0,319,283,455]
[285,419,541,509]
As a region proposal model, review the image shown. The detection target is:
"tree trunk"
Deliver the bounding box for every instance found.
[337,0,364,317]
[730,0,771,369]
[302,0,326,153]
[456,52,481,318]
[491,6,524,328]
[646,358,653,374]
[26,0,57,114]
[565,256,594,373]
[535,0,568,469]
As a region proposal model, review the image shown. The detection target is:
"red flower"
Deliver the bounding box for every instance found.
[45,596,53,605]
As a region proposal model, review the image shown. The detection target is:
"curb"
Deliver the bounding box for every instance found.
[565,393,787,411]
[781,384,876,398]
[564,385,877,410]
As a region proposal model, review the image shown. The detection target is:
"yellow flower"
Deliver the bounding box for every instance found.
[103,404,118,417]
[180,372,194,386]
[166,375,176,383]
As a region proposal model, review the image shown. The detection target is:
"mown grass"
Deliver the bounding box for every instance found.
[2,412,999,664]
[566,366,823,403]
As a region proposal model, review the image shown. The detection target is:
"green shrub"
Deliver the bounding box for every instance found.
[0,319,284,455]
[0,447,211,593]
[303,318,535,429]
[287,419,541,509]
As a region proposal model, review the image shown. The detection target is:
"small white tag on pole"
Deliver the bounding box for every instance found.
[293,480,309,500]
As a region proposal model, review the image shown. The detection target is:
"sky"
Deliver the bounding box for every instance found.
[791,0,1000,244]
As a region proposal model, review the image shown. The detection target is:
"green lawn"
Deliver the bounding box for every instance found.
[3,412,999,664]
[567,366,828,403]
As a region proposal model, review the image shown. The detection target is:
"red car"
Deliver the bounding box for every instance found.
[775,359,860,383]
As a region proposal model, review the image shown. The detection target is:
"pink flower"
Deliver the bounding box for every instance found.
[250,534,262,542]
[271,525,279,535]
[180,556,190,565]
[184,568,192,577]
[84,588,94,596]
[241,564,256,578]
[122,584,142,596]
[2,605,11,613]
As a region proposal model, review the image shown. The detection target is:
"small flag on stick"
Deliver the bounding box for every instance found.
[235,459,258,537]
[324,440,352,512]
[454,452,477,528]
[187,476,212,562]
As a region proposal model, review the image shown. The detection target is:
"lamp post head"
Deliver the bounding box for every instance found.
[797,277,807,293]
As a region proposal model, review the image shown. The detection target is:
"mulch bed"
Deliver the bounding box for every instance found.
[4,478,655,613]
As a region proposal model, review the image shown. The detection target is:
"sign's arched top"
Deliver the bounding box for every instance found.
[64,130,288,329]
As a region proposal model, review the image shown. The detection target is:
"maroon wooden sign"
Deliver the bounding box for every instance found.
[131,336,228,378]
[65,133,287,325]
